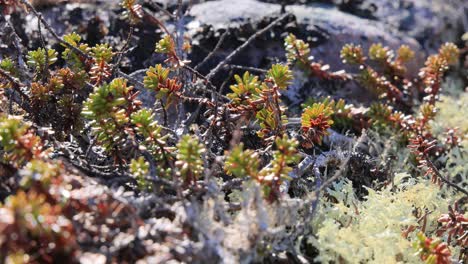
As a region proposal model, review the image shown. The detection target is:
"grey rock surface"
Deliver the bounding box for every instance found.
[5,0,465,107]
[186,0,466,105]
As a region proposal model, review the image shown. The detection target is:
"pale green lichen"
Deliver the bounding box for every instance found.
[431,93,468,148]
[311,173,461,263]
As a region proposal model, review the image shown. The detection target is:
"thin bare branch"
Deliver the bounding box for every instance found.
[206,13,290,81]
[426,158,468,196]
[194,30,229,71]
[225,64,268,74]
[19,0,92,61]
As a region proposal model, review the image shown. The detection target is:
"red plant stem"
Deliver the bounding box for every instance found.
[424,158,468,196]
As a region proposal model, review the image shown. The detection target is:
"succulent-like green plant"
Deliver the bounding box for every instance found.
[19,159,62,189]
[438,43,459,65]
[340,44,365,65]
[266,63,293,90]
[90,44,114,84]
[91,44,113,63]
[396,45,415,63]
[131,109,166,150]
[301,102,334,147]
[0,189,78,263]
[0,58,18,91]
[304,97,354,131]
[0,115,44,166]
[227,71,261,106]
[155,34,182,67]
[284,34,348,80]
[143,64,170,91]
[256,106,288,140]
[258,135,300,201]
[129,156,152,191]
[368,43,391,62]
[62,32,91,70]
[284,33,311,69]
[413,232,451,264]
[143,64,181,106]
[0,57,15,74]
[155,35,174,55]
[224,143,259,178]
[131,109,173,177]
[82,78,139,155]
[26,48,58,73]
[175,135,205,186]
[367,102,393,132]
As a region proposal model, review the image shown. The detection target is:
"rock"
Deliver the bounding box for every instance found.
[369,0,467,50]
[6,0,465,107]
[189,0,281,29]
[186,0,436,106]
[285,3,424,74]
[188,0,467,69]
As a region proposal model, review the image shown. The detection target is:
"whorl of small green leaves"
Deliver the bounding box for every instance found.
[143,64,181,104]
[0,115,42,165]
[63,32,82,47]
[324,98,348,113]
[396,45,415,63]
[321,97,353,129]
[91,44,113,63]
[367,103,393,131]
[419,103,437,121]
[0,58,15,73]
[131,109,164,140]
[368,43,392,63]
[155,35,174,54]
[224,144,259,178]
[284,33,311,66]
[62,32,90,69]
[82,78,131,119]
[267,64,293,90]
[269,135,300,179]
[0,117,28,153]
[130,156,152,191]
[81,79,135,152]
[26,48,58,72]
[227,71,261,105]
[256,107,287,139]
[255,135,299,200]
[143,64,170,91]
[62,67,88,85]
[357,67,385,95]
[175,135,205,182]
[301,103,334,127]
[340,44,364,65]
[131,109,169,159]
[0,58,17,88]
[30,77,63,104]
[438,42,459,65]
[301,102,334,146]
[48,76,65,92]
